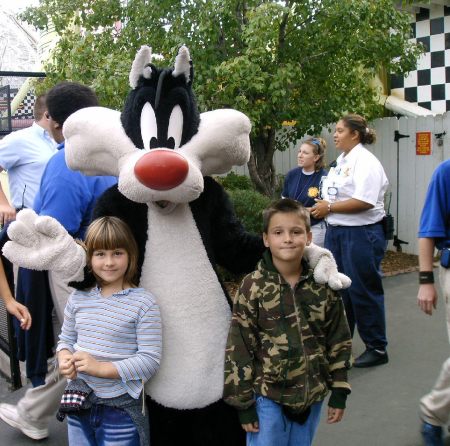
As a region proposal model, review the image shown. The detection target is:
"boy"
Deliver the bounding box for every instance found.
[224,198,352,446]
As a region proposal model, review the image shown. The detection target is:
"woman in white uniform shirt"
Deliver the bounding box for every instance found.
[312,114,389,368]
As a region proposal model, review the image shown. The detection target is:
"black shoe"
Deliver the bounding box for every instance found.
[354,349,388,368]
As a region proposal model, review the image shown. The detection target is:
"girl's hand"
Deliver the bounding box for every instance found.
[72,351,119,378]
[72,351,99,376]
[58,351,76,379]
[241,421,259,432]
[327,407,344,424]
[5,300,32,330]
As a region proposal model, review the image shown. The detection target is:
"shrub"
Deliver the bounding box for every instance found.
[215,171,253,191]
[228,189,271,235]
[219,188,270,285]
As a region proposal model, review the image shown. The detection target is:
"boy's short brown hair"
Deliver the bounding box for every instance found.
[262,198,311,233]
[84,216,139,287]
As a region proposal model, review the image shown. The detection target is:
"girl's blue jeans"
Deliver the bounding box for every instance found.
[67,404,140,446]
[247,396,323,446]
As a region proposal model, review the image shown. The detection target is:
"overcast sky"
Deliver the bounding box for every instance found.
[0,0,39,13]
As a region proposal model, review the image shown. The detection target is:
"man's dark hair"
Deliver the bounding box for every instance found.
[46,81,98,126]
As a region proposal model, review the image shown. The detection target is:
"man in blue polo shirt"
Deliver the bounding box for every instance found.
[417,159,450,446]
[0,82,116,440]
[0,94,57,225]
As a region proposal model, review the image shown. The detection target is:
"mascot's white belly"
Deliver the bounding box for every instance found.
[141,203,231,409]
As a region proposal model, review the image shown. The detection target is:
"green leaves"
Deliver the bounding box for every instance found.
[21,0,421,194]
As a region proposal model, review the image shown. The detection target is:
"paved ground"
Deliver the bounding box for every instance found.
[316,270,450,446]
[0,270,449,445]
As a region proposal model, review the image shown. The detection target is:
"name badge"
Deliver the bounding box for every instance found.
[328,186,338,201]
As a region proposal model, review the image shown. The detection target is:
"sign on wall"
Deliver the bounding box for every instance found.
[416,132,432,155]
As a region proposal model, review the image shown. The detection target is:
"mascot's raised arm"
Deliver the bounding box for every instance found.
[3,45,350,446]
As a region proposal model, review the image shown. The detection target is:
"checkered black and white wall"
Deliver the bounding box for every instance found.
[391,5,450,114]
[13,91,35,118]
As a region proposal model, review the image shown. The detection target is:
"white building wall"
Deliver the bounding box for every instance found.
[390,4,450,114]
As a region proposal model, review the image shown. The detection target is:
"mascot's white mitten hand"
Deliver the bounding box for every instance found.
[2,209,86,282]
[304,243,351,290]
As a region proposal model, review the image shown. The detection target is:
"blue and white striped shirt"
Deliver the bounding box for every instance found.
[57,287,162,399]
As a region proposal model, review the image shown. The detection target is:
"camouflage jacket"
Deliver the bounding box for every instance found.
[223,251,352,424]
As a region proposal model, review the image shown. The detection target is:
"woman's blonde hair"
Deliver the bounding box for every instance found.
[301,137,327,171]
[84,216,139,287]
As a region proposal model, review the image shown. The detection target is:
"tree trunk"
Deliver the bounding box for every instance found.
[248,127,278,197]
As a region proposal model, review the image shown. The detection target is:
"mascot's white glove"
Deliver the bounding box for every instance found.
[303,243,351,290]
[2,209,86,282]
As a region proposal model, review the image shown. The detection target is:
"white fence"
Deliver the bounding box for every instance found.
[234,113,450,255]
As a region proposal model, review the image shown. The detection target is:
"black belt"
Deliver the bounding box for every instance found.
[328,220,383,228]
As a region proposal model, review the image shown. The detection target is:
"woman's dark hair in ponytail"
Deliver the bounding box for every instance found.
[341,114,376,145]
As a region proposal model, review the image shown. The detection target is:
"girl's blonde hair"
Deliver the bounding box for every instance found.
[302,137,327,171]
[84,216,139,287]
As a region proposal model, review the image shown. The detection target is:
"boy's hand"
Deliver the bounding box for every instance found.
[241,421,259,432]
[58,351,76,379]
[327,407,344,424]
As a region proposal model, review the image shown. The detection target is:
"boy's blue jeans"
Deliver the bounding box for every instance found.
[247,396,323,446]
[67,404,140,446]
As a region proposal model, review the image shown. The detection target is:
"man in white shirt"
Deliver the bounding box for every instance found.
[0,94,57,225]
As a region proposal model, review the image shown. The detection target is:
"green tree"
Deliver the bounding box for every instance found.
[22,0,421,196]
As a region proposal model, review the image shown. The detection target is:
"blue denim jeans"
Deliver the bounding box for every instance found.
[67,404,140,446]
[325,223,387,351]
[247,396,323,446]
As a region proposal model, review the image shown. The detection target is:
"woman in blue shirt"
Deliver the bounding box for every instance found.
[282,137,327,246]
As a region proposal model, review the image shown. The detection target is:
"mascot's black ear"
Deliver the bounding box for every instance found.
[129,45,153,89]
[172,45,193,86]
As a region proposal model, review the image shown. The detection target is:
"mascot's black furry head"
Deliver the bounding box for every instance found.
[63,45,251,206]
[122,46,200,152]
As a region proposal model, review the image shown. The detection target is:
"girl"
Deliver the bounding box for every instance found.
[312,114,389,368]
[56,216,162,446]
[282,137,328,246]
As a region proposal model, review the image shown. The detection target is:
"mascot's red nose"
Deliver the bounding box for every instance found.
[134,150,189,191]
